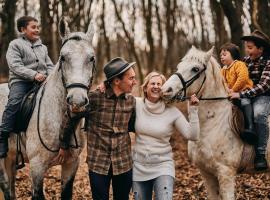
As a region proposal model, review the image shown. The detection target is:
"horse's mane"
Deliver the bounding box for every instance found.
[181,47,228,94]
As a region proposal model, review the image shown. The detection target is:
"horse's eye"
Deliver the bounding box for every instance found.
[192,67,200,73]
[89,56,95,62]
[60,56,65,62]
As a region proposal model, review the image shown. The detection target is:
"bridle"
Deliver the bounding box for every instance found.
[172,64,206,101]
[59,35,96,91]
[37,35,96,152]
[171,64,229,101]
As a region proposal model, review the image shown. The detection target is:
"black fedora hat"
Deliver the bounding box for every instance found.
[104,57,136,81]
[241,29,270,49]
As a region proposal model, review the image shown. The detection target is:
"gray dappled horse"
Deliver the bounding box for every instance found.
[161,46,270,200]
[0,18,96,200]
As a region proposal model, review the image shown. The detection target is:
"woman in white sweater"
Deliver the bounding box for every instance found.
[133,72,200,200]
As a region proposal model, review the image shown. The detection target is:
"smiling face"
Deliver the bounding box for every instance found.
[244,41,263,60]
[145,76,163,103]
[21,20,40,42]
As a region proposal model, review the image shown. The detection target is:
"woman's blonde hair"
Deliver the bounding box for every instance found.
[141,71,166,98]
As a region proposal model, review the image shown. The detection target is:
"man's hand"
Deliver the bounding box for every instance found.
[50,148,71,166]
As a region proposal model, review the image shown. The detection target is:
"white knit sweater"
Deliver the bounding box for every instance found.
[133,97,199,181]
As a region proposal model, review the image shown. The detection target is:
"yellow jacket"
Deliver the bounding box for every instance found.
[221,60,253,92]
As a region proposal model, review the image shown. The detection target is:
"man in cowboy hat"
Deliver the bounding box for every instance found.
[230,29,270,171]
[56,57,137,200]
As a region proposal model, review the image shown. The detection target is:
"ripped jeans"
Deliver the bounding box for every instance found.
[133,175,174,200]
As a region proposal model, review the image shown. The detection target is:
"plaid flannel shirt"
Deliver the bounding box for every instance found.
[240,55,270,98]
[85,87,136,175]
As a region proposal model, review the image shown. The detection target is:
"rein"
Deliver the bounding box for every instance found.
[36,36,95,153]
[171,64,229,102]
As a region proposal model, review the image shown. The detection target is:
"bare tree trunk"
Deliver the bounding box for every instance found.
[111,0,143,83]
[250,0,270,35]
[23,0,28,16]
[101,0,111,61]
[142,0,155,73]
[210,0,228,53]
[155,0,163,72]
[162,0,176,75]
[219,0,243,48]
[0,0,17,80]
[40,0,56,62]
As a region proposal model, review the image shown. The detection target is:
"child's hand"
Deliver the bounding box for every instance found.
[189,94,199,106]
[229,92,240,99]
[35,73,46,82]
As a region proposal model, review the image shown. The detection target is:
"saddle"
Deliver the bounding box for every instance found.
[231,106,257,172]
[14,83,42,133]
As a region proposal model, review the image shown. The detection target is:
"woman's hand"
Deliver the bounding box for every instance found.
[34,73,46,82]
[189,94,199,106]
[97,82,106,93]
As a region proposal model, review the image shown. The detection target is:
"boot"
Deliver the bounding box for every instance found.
[240,103,257,145]
[254,153,268,171]
[254,123,269,171]
[0,131,9,158]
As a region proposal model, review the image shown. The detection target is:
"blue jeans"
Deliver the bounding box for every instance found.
[89,166,132,200]
[0,82,33,133]
[133,175,174,200]
[252,96,270,154]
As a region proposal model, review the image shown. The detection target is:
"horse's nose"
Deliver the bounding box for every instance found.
[83,97,89,106]
[66,95,73,105]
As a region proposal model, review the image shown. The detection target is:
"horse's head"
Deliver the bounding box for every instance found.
[58,17,96,112]
[162,46,215,100]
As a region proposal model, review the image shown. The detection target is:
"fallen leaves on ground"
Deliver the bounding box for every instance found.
[14,133,270,199]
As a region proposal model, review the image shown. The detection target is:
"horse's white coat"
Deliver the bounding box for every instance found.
[162,46,270,200]
[0,18,95,199]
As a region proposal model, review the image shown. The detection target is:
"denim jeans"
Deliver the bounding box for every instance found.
[133,175,174,200]
[89,166,132,200]
[0,81,33,133]
[252,96,270,154]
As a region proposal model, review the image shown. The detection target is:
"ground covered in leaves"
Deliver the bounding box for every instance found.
[12,133,270,199]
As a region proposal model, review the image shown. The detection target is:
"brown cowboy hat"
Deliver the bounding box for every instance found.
[241,29,270,49]
[103,57,136,81]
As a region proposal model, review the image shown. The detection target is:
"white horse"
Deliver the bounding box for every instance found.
[161,46,270,200]
[0,18,96,200]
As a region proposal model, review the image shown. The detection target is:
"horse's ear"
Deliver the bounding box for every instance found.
[59,17,70,39]
[86,20,95,43]
[205,46,215,62]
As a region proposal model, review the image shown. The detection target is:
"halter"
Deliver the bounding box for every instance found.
[37,36,96,152]
[171,64,229,101]
[59,36,96,91]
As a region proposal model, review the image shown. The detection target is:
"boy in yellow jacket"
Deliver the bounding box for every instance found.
[220,43,255,144]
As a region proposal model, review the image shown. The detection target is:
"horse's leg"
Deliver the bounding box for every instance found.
[5,157,17,200]
[0,159,12,200]
[217,168,235,200]
[61,158,79,200]
[30,161,46,200]
[199,168,220,200]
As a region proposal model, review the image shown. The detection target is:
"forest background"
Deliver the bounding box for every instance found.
[0,0,269,83]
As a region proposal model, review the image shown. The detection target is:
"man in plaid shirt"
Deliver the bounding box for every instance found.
[230,30,270,171]
[57,57,137,200]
